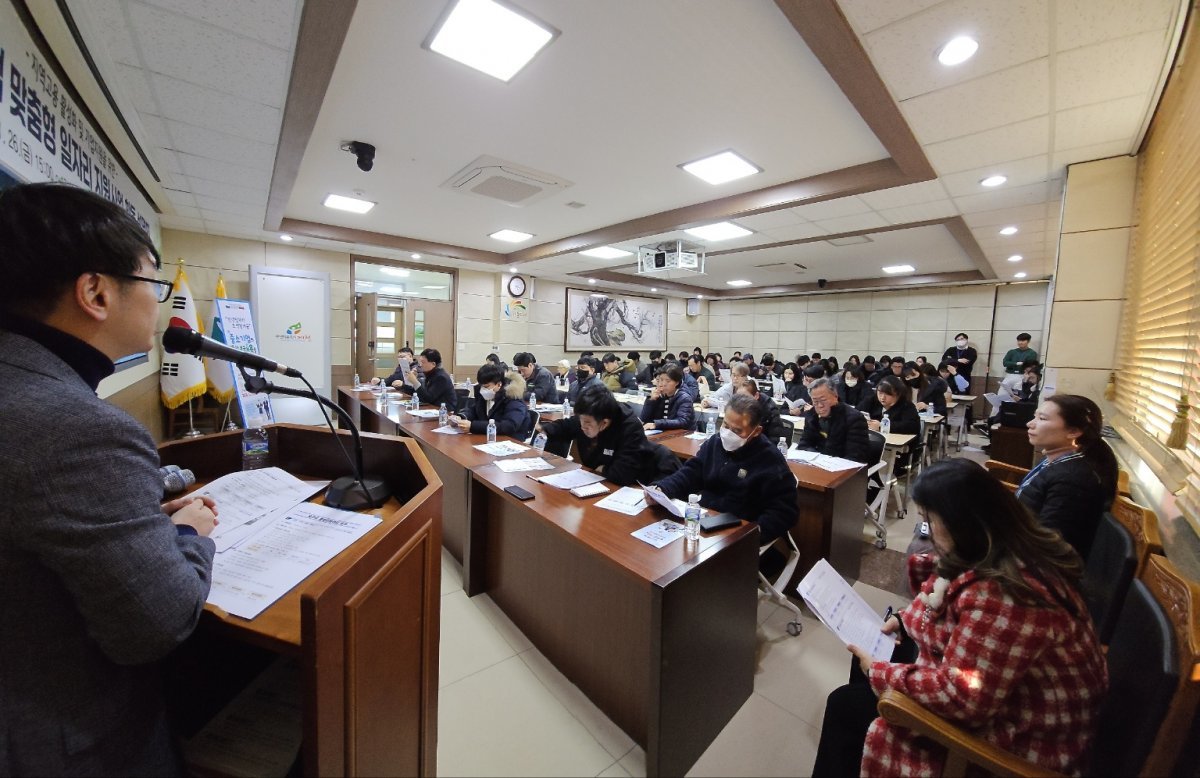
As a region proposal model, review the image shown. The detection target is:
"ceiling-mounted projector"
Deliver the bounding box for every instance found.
[637,240,706,275]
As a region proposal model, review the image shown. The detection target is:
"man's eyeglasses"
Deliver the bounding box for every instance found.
[110,273,175,303]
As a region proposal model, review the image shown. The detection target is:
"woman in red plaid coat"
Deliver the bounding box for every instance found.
[813,458,1107,777]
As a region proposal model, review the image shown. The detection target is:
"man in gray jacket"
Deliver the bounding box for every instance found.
[0,183,217,775]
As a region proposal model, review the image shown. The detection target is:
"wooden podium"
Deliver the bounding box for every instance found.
[158,425,443,777]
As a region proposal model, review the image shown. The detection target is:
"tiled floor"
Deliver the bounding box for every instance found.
[435,433,992,777]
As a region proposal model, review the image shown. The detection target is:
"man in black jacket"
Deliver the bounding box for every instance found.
[735,378,788,443]
[797,379,870,463]
[513,351,557,404]
[394,347,457,410]
[636,350,665,386]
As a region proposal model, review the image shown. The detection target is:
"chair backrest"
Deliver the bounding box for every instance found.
[525,410,540,443]
[984,459,1028,486]
[866,430,886,467]
[1111,496,1165,577]
[780,417,795,445]
[1091,554,1200,776]
[1082,513,1137,644]
[1117,468,1131,497]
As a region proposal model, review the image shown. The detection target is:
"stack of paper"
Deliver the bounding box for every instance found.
[493,457,554,473]
[595,486,647,516]
[473,440,529,456]
[797,559,894,662]
[631,520,686,548]
[202,468,329,553]
[534,469,605,489]
[786,449,863,471]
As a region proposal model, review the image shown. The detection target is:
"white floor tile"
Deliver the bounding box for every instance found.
[439,589,517,688]
[519,647,636,760]
[754,607,850,728]
[596,761,632,777]
[437,656,615,777]
[687,694,822,777]
[441,547,463,595]
[618,747,645,778]
[473,593,533,653]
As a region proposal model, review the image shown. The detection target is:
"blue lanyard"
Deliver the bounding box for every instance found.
[1016,451,1084,497]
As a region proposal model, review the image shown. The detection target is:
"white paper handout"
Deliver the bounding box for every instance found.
[595,486,648,516]
[631,520,686,548]
[535,468,606,489]
[786,449,864,471]
[432,424,465,434]
[207,503,382,620]
[473,441,529,456]
[639,483,691,518]
[200,468,329,552]
[406,408,441,418]
[796,559,895,662]
[493,457,554,473]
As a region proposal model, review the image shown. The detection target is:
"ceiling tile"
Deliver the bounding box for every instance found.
[923,115,1050,175]
[836,0,944,35]
[900,58,1050,145]
[137,113,171,149]
[756,223,832,242]
[140,0,301,51]
[1054,94,1148,150]
[152,146,184,174]
[167,203,203,219]
[790,195,873,221]
[163,187,197,207]
[187,177,268,207]
[67,0,140,65]
[858,179,950,210]
[1052,141,1134,169]
[877,200,958,224]
[939,154,1050,197]
[114,63,159,114]
[164,119,276,172]
[195,194,265,220]
[1055,30,1172,111]
[159,213,206,231]
[953,181,1051,213]
[810,211,890,234]
[178,151,272,190]
[962,204,1048,227]
[863,0,1049,101]
[150,73,281,142]
[736,209,808,232]
[1055,0,1179,51]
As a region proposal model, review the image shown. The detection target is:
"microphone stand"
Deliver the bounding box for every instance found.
[242,372,391,511]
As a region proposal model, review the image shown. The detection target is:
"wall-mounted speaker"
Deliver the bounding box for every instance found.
[686,298,700,316]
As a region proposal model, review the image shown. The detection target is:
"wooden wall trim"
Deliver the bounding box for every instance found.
[283,218,507,265]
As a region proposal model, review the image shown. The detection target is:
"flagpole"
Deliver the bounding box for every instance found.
[182,396,203,438]
[222,400,238,431]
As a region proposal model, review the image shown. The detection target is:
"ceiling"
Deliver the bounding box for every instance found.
[58,0,1186,298]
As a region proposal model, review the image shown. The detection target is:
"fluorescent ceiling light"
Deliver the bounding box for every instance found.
[1008,254,1023,262]
[999,225,1019,235]
[681,150,761,185]
[937,36,978,66]
[1014,272,1027,279]
[490,229,533,242]
[279,234,293,242]
[650,287,657,292]
[422,285,447,290]
[587,278,596,284]
[323,193,376,213]
[509,266,519,272]
[980,175,1007,187]
[426,0,557,82]
[379,285,405,294]
[380,267,410,277]
[883,264,915,274]
[684,221,752,241]
[697,294,704,299]
[726,279,753,287]
[580,246,632,259]
[411,253,422,259]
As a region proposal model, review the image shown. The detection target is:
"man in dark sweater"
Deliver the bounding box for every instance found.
[653,394,798,545]
[513,351,558,404]
[394,347,457,410]
[796,379,870,463]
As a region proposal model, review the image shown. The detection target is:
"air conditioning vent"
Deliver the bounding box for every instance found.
[441,154,573,207]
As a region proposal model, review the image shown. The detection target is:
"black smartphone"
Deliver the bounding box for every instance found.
[504,485,535,501]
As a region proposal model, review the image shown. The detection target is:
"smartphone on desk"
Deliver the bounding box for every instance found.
[503,485,535,501]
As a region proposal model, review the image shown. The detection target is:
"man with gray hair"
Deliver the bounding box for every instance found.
[796,377,871,463]
[700,360,750,408]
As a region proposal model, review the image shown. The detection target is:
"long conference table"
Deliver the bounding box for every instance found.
[337,386,865,776]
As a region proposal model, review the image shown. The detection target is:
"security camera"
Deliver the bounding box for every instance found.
[817,278,828,289]
[341,141,375,172]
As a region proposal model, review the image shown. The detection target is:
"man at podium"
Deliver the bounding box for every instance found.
[0,183,218,775]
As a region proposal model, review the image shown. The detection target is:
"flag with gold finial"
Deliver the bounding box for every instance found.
[206,274,237,404]
[159,260,207,409]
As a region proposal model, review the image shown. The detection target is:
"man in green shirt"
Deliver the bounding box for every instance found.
[1001,333,1038,393]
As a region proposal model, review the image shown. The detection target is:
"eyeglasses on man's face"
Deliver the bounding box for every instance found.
[109,273,175,303]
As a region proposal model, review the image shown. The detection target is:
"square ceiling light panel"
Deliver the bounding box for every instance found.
[426,0,559,82]
[680,150,761,185]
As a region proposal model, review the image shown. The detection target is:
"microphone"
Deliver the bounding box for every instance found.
[160,465,196,495]
[162,326,302,378]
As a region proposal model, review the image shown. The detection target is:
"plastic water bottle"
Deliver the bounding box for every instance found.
[684,493,702,541]
[562,398,572,419]
[778,436,789,457]
[532,432,548,451]
[487,419,497,443]
[881,414,892,435]
[241,426,270,470]
[378,387,389,408]
[705,418,716,437]
[353,372,361,388]
[439,402,449,427]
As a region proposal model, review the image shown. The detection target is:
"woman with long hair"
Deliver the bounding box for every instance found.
[1020,394,1119,560]
[813,459,1106,776]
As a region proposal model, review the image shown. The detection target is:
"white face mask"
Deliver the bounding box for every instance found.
[480,387,496,401]
[956,339,968,348]
[719,426,748,452]
[845,379,858,388]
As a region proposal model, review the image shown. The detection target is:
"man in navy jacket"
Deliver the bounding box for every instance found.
[796,379,870,463]
[452,364,532,440]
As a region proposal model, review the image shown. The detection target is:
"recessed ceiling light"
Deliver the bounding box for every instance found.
[999,225,1019,236]
[380,267,410,277]
[697,294,704,299]
[883,264,915,274]
[422,285,447,290]
[490,229,533,242]
[379,285,405,295]
[980,175,1007,187]
[1014,272,1027,279]
[426,0,557,82]
[1008,254,1023,262]
[650,287,657,292]
[323,193,376,213]
[588,278,596,284]
[680,150,761,186]
[279,234,293,242]
[411,253,422,260]
[726,279,753,287]
[684,221,752,241]
[937,35,978,66]
[509,266,518,272]
[580,246,632,259]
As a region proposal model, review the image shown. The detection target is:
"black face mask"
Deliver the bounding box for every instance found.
[577,369,591,382]
[907,378,922,388]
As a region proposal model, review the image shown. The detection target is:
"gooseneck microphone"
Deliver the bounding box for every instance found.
[162,326,302,378]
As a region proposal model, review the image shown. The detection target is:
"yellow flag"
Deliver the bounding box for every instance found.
[206,274,237,404]
[159,261,207,409]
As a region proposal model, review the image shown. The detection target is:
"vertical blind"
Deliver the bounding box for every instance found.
[1118,15,1200,521]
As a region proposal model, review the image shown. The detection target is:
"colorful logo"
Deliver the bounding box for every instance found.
[286,322,302,335]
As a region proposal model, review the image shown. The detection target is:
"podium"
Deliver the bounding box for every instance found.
[158,425,443,777]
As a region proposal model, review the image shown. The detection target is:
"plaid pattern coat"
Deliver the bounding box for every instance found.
[861,554,1107,777]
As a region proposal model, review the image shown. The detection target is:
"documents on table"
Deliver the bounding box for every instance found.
[684,431,712,440]
[201,467,329,553]
[639,482,691,518]
[644,428,662,436]
[532,403,563,412]
[208,503,382,620]
[432,424,465,434]
[786,449,863,471]
[493,456,554,473]
[631,519,686,548]
[534,468,606,489]
[472,440,529,456]
[595,486,647,515]
[406,408,441,418]
[781,413,805,425]
[797,559,895,662]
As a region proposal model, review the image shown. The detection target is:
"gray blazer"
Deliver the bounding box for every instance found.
[0,331,215,775]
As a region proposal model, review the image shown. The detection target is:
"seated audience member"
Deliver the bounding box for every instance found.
[640,365,696,431]
[600,352,638,394]
[556,358,573,384]
[567,356,604,403]
[705,353,723,378]
[539,386,678,485]
[742,353,758,375]
[782,363,826,413]
[796,354,812,371]
[375,346,417,388]
[1019,394,1118,561]
[858,375,921,436]
[914,362,949,414]
[859,356,878,385]
[826,356,841,376]
[484,352,508,373]
[732,350,743,361]
[653,394,799,545]
[978,362,1042,434]
[813,459,1105,777]
[692,346,704,358]
[869,356,893,386]
[513,352,557,404]
[702,361,750,408]
[781,363,806,403]
[797,379,870,462]
[939,360,970,394]
[846,355,861,368]
[735,377,788,443]
[915,355,927,367]
[625,350,642,378]
[888,355,906,380]
[756,352,784,379]
[838,367,869,407]
[811,352,823,362]
[636,350,666,385]
[452,364,532,440]
[393,347,457,410]
[687,354,717,392]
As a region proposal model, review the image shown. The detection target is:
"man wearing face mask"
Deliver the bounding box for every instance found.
[652,394,798,545]
[940,333,978,384]
[537,386,679,485]
[450,363,532,439]
[636,350,665,386]
[567,356,603,403]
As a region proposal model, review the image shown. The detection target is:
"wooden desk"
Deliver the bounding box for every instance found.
[659,434,867,585]
[990,424,1036,468]
[470,461,759,777]
[159,425,442,776]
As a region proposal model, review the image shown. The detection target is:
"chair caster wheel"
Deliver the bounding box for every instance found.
[874,538,887,550]
[875,529,885,538]
[786,621,802,636]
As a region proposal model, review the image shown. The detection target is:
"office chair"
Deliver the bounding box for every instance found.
[759,474,804,637]
[1110,495,1164,577]
[524,410,540,444]
[863,431,891,549]
[1082,512,1137,645]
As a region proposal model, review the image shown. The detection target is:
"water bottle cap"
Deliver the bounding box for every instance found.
[688,493,700,503]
